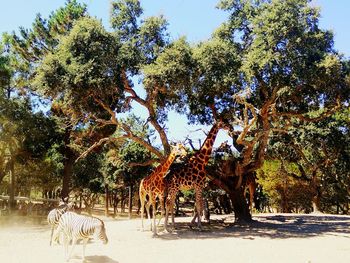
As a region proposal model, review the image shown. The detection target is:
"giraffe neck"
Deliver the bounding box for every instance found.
[154,152,177,178]
[195,123,220,165]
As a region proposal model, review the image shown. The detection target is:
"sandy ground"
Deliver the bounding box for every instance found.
[0,213,350,263]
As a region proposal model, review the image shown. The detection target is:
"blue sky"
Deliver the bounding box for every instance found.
[1,0,349,146]
[0,0,349,56]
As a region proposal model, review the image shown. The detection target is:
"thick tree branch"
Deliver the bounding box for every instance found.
[127,159,160,168]
[280,159,311,182]
[120,123,164,159]
[232,90,276,175]
[76,137,125,162]
[92,96,118,125]
[122,71,171,155]
[276,98,341,122]
[73,72,168,163]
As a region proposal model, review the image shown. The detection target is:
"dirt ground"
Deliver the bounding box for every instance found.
[0,213,350,263]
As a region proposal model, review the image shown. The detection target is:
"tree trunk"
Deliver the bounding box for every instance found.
[0,170,6,185]
[208,172,252,223]
[121,189,126,213]
[105,185,109,217]
[61,155,74,199]
[312,193,322,213]
[280,189,289,213]
[229,188,252,223]
[8,161,16,210]
[61,127,75,200]
[311,174,322,213]
[128,185,133,219]
[111,190,119,217]
[113,194,119,217]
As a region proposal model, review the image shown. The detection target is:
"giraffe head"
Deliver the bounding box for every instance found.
[170,142,187,158]
[215,118,232,132]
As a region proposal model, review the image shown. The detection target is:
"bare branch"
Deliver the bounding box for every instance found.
[234,95,258,147]
[276,98,341,122]
[184,136,197,151]
[127,159,160,168]
[92,96,118,125]
[75,137,125,163]
[123,72,170,154]
[120,123,164,159]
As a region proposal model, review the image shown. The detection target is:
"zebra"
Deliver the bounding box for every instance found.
[47,200,74,245]
[55,211,108,261]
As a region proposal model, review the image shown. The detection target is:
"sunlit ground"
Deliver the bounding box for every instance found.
[1,213,350,263]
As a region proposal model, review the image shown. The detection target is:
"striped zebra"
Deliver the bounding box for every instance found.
[56,211,108,261]
[47,201,74,246]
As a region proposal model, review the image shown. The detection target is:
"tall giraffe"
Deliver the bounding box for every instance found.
[164,120,230,231]
[139,143,187,235]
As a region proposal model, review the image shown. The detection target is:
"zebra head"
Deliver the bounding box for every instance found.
[96,220,108,244]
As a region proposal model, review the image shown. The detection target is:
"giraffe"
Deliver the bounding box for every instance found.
[164,120,230,231]
[139,143,187,235]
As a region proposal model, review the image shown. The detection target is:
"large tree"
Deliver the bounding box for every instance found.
[142,0,350,221]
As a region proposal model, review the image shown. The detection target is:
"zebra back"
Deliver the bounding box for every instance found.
[58,212,108,244]
[47,205,68,226]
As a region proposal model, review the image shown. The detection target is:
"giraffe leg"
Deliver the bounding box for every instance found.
[146,198,152,231]
[152,200,158,236]
[164,193,176,232]
[140,195,145,231]
[190,208,198,227]
[164,197,171,232]
[170,195,177,229]
[195,189,203,230]
[157,195,165,226]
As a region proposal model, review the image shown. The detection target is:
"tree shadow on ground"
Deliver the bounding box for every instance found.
[157,214,350,240]
[81,255,119,263]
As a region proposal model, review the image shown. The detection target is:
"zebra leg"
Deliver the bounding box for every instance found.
[52,227,61,245]
[55,226,62,245]
[82,238,88,260]
[67,237,77,261]
[62,234,69,261]
[49,226,54,246]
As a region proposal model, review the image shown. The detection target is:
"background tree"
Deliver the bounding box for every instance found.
[8,0,88,199]
[19,0,183,200]
[262,104,350,213]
